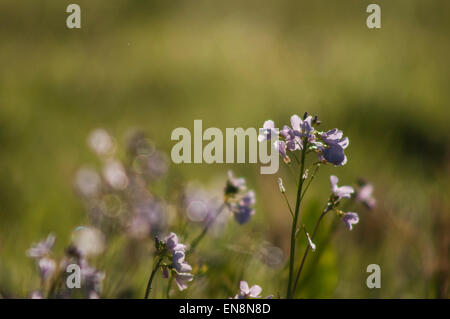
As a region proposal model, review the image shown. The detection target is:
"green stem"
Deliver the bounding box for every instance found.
[291,205,330,296]
[166,275,174,298]
[188,203,226,255]
[144,257,163,299]
[286,140,307,299]
[300,164,320,201]
[282,192,294,218]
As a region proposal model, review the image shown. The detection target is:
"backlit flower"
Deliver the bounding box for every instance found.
[258,120,276,142]
[342,212,359,230]
[330,175,354,201]
[175,273,194,291]
[236,281,262,298]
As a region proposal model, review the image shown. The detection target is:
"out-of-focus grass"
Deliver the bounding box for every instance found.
[0,0,449,298]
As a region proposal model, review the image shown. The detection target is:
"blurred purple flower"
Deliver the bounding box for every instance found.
[88,128,115,156]
[232,190,255,224]
[356,183,376,210]
[27,234,56,259]
[342,212,359,230]
[79,258,106,298]
[233,204,255,225]
[75,167,102,198]
[38,257,56,282]
[225,170,247,196]
[128,199,166,239]
[330,175,354,200]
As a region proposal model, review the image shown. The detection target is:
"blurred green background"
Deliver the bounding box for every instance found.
[0,0,449,298]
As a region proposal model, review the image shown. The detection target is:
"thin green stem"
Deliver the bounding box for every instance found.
[144,257,163,299]
[188,203,226,255]
[291,205,331,296]
[166,275,174,298]
[300,164,320,201]
[290,151,301,165]
[286,140,307,299]
[282,192,294,218]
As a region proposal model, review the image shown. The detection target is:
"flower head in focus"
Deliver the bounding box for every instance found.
[317,129,349,166]
[164,232,187,252]
[261,113,350,167]
[155,232,194,291]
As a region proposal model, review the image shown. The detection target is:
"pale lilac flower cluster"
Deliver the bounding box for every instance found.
[159,232,194,291]
[225,171,256,224]
[76,129,168,239]
[26,232,105,299]
[259,113,349,166]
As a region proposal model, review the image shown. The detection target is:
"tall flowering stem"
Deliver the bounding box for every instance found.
[144,256,163,299]
[291,204,331,296]
[286,140,307,299]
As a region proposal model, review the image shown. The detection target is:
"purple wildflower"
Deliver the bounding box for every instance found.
[281,124,302,151]
[258,120,276,142]
[225,172,256,224]
[233,204,255,225]
[172,250,193,273]
[274,140,290,163]
[231,190,255,224]
[225,170,247,196]
[330,175,354,201]
[342,212,359,230]
[79,258,106,298]
[38,257,56,282]
[291,114,315,142]
[26,234,56,259]
[164,232,187,252]
[318,129,349,166]
[235,281,262,299]
[174,273,194,291]
[356,183,376,210]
